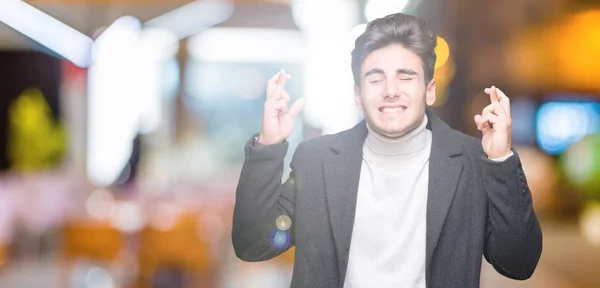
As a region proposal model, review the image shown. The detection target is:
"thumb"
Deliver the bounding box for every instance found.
[288,98,305,118]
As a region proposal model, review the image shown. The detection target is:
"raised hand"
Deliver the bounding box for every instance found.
[473,86,512,159]
[258,69,305,145]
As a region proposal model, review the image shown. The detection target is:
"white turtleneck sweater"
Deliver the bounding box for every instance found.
[344,115,432,288]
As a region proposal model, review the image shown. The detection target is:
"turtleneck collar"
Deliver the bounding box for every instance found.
[365,114,430,156]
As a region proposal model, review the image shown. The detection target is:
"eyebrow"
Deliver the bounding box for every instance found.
[363,68,419,78]
[397,68,418,76]
[364,68,384,78]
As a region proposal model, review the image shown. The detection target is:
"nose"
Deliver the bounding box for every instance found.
[384,78,400,99]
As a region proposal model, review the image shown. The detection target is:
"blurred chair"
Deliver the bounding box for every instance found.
[62,221,124,262]
[137,211,216,288]
[0,241,6,268]
[60,220,125,287]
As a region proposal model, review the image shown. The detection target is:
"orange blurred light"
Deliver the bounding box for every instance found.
[0,244,5,267]
[554,10,600,90]
[506,9,600,92]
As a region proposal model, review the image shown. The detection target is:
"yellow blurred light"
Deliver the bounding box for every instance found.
[433,57,455,107]
[554,10,600,90]
[580,202,600,248]
[435,36,450,69]
[7,88,66,172]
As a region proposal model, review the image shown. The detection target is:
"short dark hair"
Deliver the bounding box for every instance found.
[351,13,437,88]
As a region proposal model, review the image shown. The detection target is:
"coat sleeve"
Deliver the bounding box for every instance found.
[231,135,302,262]
[481,149,543,280]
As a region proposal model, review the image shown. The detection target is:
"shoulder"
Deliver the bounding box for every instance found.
[293,126,357,158]
[296,129,350,152]
[446,128,485,158]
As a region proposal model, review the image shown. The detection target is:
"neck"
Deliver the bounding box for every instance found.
[365,114,429,156]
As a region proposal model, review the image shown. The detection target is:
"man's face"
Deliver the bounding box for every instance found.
[354,44,436,138]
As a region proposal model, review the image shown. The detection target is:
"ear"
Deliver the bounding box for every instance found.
[425,79,437,106]
[354,84,363,110]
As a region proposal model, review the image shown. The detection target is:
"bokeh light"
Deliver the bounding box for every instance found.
[435,36,450,69]
[580,203,600,248]
[536,101,600,155]
[276,215,292,231]
[270,229,291,250]
[85,189,115,221]
[561,134,600,199]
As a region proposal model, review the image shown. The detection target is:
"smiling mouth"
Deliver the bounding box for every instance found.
[379,106,407,113]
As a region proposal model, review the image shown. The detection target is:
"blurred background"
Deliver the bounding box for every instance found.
[0,0,599,287]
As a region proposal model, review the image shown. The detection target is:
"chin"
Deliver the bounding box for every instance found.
[382,128,408,138]
[374,122,409,138]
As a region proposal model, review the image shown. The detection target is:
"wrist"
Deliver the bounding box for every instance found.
[257,134,282,146]
[488,150,514,162]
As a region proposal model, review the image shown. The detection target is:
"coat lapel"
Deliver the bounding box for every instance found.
[323,121,367,286]
[425,109,464,284]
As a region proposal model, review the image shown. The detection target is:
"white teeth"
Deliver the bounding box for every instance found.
[382,107,404,113]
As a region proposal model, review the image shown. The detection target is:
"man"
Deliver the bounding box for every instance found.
[232,13,542,288]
